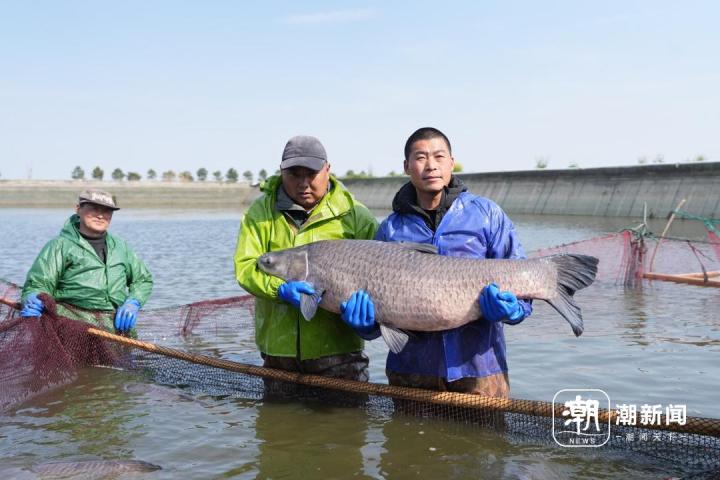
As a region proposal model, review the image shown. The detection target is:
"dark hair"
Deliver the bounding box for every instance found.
[404,127,452,160]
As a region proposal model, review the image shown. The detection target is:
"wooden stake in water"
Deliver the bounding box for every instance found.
[648,198,686,273]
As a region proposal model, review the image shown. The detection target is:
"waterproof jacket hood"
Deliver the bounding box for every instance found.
[391,175,468,231]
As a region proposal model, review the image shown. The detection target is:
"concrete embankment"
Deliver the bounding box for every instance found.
[2,162,719,218]
[344,162,720,219]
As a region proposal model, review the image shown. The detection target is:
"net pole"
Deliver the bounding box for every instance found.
[88,328,720,438]
[648,198,686,272]
[642,272,720,287]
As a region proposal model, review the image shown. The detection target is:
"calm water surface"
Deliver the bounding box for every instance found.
[1,208,718,479]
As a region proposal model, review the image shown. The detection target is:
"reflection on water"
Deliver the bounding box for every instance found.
[0,208,718,479]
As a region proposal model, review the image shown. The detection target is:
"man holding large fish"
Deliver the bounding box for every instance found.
[257,128,597,397]
[235,135,378,381]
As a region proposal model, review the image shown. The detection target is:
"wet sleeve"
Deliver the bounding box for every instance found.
[126,247,154,306]
[485,202,526,261]
[21,240,64,302]
[233,209,284,300]
[485,202,534,322]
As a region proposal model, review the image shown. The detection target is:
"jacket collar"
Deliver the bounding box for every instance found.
[392,175,467,216]
[263,174,352,226]
[60,214,114,251]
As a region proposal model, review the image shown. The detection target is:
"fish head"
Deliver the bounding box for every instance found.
[257,246,309,281]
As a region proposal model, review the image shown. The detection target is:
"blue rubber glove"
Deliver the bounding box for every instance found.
[277,281,315,308]
[20,292,44,317]
[115,298,141,332]
[479,283,525,323]
[340,290,376,333]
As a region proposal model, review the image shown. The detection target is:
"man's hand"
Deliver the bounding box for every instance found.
[479,283,524,323]
[278,281,315,308]
[115,298,141,332]
[340,290,377,333]
[20,292,44,317]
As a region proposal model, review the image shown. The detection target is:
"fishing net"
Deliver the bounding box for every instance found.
[1,274,720,477]
[529,228,720,287]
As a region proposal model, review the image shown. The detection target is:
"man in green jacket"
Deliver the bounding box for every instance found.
[20,189,153,333]
[234,135,378,381]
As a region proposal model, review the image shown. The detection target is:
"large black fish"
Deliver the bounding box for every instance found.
[257,240,599,353]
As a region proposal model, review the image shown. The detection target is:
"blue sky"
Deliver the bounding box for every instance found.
[1,1,718,180]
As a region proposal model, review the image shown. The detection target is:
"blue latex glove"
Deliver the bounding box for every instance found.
[479,283,525,323]
[277,281,315,308]
[115,298,141,332]
[20,292,44,317]
[340,290,376,332]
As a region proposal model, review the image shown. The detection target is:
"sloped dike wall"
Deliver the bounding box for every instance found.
[344,162,720,219]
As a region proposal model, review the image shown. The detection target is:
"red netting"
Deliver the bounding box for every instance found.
[529,229,720,286]
[0,294,125,411]
[710,230,720,260]
[528,231,646,285]
[0,283,258,413]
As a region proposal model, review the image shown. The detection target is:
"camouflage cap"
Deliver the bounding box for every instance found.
[78,189,120,210]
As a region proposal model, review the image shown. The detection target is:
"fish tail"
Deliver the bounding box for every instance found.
[545,254,599,336]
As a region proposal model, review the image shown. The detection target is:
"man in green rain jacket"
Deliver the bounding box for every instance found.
[234,136,378,381]
[20,189,153,333]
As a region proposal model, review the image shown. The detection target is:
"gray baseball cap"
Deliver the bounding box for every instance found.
[281,135,327,171]
[78,189,120,210]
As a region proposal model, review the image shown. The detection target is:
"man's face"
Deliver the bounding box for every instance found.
[404,137,455,196]
[281,163,331,210]
[76,203,114,236]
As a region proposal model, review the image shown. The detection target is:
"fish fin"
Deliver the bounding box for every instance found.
[380,324,411,353]
[397,241,439,255]
[300,289,324,321]
[544,254,599,336]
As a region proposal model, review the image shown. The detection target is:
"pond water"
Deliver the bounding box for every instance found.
[0,208,718,479]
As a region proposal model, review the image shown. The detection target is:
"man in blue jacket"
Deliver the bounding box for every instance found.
[339,127,532,396]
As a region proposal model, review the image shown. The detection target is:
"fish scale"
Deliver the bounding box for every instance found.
[306,241,557,330]
[257,240,598,351]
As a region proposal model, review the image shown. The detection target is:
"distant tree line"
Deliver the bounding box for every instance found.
[69,166,273,183]
[68,153,712,182]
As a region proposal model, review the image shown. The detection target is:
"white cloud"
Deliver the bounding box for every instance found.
[282,8,375,25]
